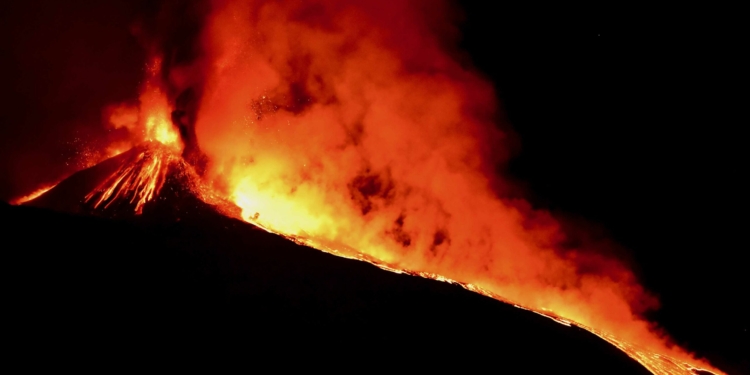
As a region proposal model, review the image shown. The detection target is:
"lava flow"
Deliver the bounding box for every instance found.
[84,142,182,215]
[10,1,728,374]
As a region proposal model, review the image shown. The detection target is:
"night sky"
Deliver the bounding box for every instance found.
[457,2,746,372]
[0,1,746,373]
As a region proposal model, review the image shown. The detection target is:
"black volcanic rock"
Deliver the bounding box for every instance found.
[1,203,651,374]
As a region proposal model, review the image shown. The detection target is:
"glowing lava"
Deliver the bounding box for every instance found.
[10,185,56,205]
[186,1,726,374]
[84,142,180,215]
[251,229,724,375]
[9,1,729,374]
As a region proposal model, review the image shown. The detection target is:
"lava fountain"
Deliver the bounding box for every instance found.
[12,1,727,374]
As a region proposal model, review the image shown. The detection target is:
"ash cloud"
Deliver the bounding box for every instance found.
[154,0,670,346]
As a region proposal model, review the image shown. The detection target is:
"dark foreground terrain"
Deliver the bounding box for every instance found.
[2,201,651,373]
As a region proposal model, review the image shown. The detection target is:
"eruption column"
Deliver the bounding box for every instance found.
[11,1,725,374]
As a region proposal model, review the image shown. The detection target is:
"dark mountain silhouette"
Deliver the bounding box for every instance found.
[1,144,660,372]
[2,196,653,373]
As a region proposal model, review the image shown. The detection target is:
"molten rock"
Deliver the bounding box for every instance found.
[25,142,237,220]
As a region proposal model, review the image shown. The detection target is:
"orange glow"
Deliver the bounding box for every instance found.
[10,184,56,205]
[104,57,183,153]
[14,1,725,374]
[84,142,178,214]
[139,82,182,148]
[104,142,132,159]
[172,1,725,374]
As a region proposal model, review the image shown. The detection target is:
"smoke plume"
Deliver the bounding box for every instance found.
[12,0,723,373]
[153,0,668,343]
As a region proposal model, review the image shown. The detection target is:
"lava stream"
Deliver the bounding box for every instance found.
[9,0,731,374]
[253,225,724,375]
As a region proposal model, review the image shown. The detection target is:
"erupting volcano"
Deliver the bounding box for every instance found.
[3,1,742,374]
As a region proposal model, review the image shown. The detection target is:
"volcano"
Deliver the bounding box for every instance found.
[6,195,653,373]
[0,144,681,374]
[1,0,743,373]
[23,142,236,220]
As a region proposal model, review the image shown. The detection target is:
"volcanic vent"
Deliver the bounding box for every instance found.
[23,87,233,221]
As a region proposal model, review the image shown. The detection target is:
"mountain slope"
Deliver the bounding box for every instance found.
[24,142,236,220]
[1,201,651,373]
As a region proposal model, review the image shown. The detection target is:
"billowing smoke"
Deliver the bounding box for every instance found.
[153,0,669,345]
[14,0,719,372]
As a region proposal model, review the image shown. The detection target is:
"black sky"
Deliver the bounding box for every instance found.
[456,2,746,372]
[0,1,746,373]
